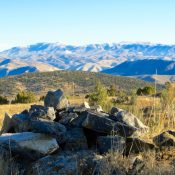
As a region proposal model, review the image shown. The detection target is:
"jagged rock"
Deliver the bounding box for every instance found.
[109,110,149,136]
[69,111,89,127]
[153,130,175,147]
[97,136,125,154]
[0,132,59,160]
[44,89,69,110]
[29,105,56,120]
[30,151,104,175]
[63,128,88,151]
[110,107,123,115]
[58,112,78,125]
[124,138,155,156]
[0,113,13,135]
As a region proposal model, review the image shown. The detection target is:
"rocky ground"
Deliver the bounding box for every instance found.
[0,89,175,175]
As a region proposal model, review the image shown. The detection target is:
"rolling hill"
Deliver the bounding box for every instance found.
[0,70,155,100]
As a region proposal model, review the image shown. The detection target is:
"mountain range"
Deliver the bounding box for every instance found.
[0,42,175,83]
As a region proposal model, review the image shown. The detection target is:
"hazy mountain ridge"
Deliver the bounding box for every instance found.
[1,42,175,78]
[102,59,175,84]
[102,59,175,75]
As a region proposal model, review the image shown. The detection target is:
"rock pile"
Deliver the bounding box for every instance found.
[0,89,171,175]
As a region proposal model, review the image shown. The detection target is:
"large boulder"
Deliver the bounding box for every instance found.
[82,111,114,134]
[97,136,125,154]
[153,130,175,147]
[30,151,104,175]
[82,111,137,137]
[44,89,69,110]
[63,128,88,151]
[0,132,59,160]
[29,104,56,120]
[109,110,149,136]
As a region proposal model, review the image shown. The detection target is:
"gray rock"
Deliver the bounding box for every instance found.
[0,113,13,135]
[44,89,69,110]
[109,110,149,136]
[110,107,123,115]
[59,110,139,138]
[97,136,125,154]
[124,137,155,156]
[30,119,67,138]
[82,111,114,134]
[29,105,56,120]
[69,111,89,127]
[81,111,137,138]
[11,113,31,132]
[64,128,88,151]
[30,151,104,175]
[153,130,175,147]
[11,113,67,143]
[0,132,59,159]
[59,112,78,125]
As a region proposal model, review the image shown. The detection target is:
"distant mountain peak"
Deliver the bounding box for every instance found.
[1,42,175,78]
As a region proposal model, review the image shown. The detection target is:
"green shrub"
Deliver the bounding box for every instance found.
[137,86,155,95]
[0,96,9,104]
[88,81,108,107]
[12,91,36,103]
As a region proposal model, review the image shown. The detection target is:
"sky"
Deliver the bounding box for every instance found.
[0,0,175,50]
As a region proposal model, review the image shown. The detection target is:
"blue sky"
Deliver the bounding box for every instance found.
[0,0,175,50]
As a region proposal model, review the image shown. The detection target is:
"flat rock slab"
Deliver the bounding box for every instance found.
[11,113,67,143]
[0,132,59,157]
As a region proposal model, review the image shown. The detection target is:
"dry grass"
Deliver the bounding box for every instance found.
[98,151,175,175]
[0,102,43,128]
[68,95,86,106]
